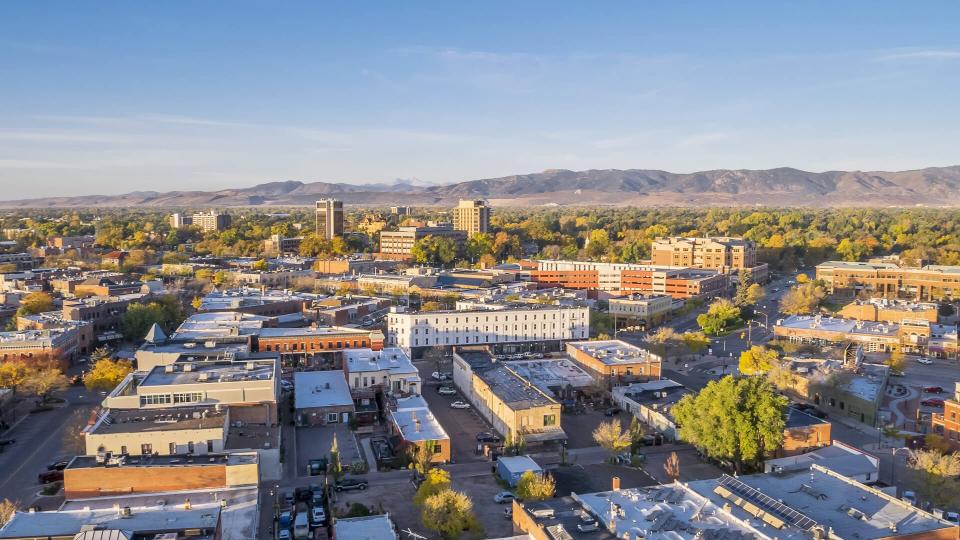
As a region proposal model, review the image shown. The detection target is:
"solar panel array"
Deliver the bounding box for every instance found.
[718,475,818,530]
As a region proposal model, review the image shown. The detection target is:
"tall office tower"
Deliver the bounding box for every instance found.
[169,213,192,229]
[315,199,345,240]
[452,199,490,237]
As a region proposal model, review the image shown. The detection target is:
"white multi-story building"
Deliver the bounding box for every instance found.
[387,305,589,356]
[343,347,420,395]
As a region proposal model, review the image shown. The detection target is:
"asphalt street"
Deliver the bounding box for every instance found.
[0,385,98,509]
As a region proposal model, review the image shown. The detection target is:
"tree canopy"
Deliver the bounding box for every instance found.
[696,298,743,336]
[673,375,787,473]
[738,346,779,375]
[515,470,556,501]
[779,282,827,315]
[84,358,134,391]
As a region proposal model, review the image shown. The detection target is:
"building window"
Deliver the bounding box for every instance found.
[120,445,127,455]
[168,443,176,454]
[188,441,195,454]
[326,412,339,423]
[543,414,557,426]
[142,443,153,455]
[141,394,172,406]
[207,440,214,452]
[173,392,203,404]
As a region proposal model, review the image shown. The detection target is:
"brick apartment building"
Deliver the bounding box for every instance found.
[817,260,960,300]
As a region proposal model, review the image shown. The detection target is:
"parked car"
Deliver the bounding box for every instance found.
[278,529,292,540]
[476,432,501,443]
[924,386,944,394]
[431,372,450,381]
[334,477,369,492]
[450,401,471,409]
[917,357,934,365]
[577,515,600,532]
[47,460,69,471]
[921,398,945,407]
[902,490,917,507]
[38,470,63,484]
[283,491,295,506]
[494,491,515,504]
[503,506,513,519]
[279,510,294,529]
[310,506,326,526]
[437,386,457,396]
[280,380,294,392]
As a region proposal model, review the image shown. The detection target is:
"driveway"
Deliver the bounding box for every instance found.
[419,380,492,463]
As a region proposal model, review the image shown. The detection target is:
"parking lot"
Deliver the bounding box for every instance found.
[419,377,493,464]
[296,425,363,478]
[561,408,630,449]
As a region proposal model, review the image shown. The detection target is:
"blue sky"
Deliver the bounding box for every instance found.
[1,2,959,198]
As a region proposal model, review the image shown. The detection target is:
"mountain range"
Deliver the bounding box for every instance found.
[4,166,960,208]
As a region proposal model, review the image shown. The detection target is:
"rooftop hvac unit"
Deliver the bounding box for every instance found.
[204,341,216,348]
[183,364,193,372]
[164,365,175,373]
[245,362,255,370]
[197,373,209,382]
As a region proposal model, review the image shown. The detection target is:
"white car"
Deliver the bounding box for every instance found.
[278,529,292,540]
[917,357,934,365]
[494,491,515,504]
[431,371,450,381]
[437,386,457,396]
[450,401,471,409]
[311,506,326,526]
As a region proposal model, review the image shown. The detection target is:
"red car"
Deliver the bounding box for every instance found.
[921,398,945,407]
[923,386,944,394]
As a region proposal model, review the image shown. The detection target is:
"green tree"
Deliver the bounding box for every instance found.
[17,292,54,316]
[885,350,906,375]
[414,468,452,506]
[586,229,611,259]
[84,358,134,391]
[672,375,787,473]
[738,346,779,375]
[515,470,555,501]
[593,419,631,460]
[696,298,742,335]
[909,449,960,509]
[779,282,826,315]
[21,368,70,401]
[329,434,343,481]
[681,331,710,356]
[421,489,481,539]
[251,259,269,271]
[420,301,443,312]
[465,233,494,263]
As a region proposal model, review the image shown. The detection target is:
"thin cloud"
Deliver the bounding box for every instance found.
[876,49,960,61]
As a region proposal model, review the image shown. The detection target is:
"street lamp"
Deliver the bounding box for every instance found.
[891,447,914,488]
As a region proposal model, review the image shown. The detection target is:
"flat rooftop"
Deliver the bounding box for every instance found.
[171,311,268,340]
[568,340,661,365]
[199,287,313,310]
[140,360,275,387]
[476,363,556,409]
[766,442,878,478]
[258,325,371,337]
[294,371,353,409]
[391,405,448,443]
[688,465,952,539]
[345,347,418,375]
[333,514,397,540]
[508,358,595,397]
[574,484,762,540]
[0,486,259,540]
[90,406,226,435]
[68,452,255,469]
[785,407,830,429]
[776,315,899,336]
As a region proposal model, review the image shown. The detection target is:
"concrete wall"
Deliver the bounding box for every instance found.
[85,425,226,456]
[63,461,261,498]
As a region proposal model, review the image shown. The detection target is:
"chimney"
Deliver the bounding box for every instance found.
[415,419,421,433]
[612,476,621,491]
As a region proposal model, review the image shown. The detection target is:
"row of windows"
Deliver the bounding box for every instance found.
[414,323,566,334]
[398,330,587,347]
[262,339,367,352]
[408,312,585,325]
[117,440,216,455]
